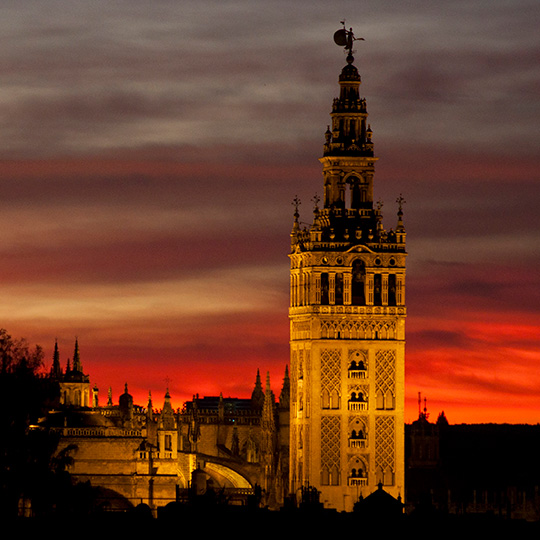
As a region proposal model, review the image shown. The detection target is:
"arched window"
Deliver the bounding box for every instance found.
[348,176,368,209]
[330,466,340,486]
[330,389,340,409]
[376,391,384,410]
[373,274,382,306]
[321,389,330,409]
[385,390,395,410]
[351,261,365,305]
[335,273,343,305]
[321,273,329,305]
[388,274,397,306]
[321,467,330,486]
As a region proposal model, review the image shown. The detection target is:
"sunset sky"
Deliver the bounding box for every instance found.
[1,1,539,424]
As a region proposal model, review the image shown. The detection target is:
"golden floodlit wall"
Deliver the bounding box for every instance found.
[289,35,406,511]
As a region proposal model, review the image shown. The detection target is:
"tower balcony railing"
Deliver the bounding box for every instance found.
[349,438,367,449]
[348,477,368,487]
[348,369,367,379]
[290,305,406,317]
[348,401,367,412]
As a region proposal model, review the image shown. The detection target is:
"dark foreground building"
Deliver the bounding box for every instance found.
[406,407,540,522]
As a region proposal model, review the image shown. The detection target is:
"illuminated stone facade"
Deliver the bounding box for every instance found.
[289,48,406,511]
[47,353,289,513]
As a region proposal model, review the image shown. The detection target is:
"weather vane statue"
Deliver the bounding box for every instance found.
[333,20,364,55]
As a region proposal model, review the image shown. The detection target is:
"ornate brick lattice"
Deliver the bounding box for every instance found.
[375,415,395,484]
[375,350,396,397]
[292,320,311,340]
[321,319,396,340]
[321,415,341,480]
[320,348,341,396]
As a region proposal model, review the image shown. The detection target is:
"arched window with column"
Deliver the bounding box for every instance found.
[321,273,329,305]
[351,260,365,305]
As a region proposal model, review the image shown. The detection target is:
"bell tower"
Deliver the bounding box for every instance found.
[289,27,406,511]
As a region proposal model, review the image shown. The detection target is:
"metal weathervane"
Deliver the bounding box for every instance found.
[333,21,364,53]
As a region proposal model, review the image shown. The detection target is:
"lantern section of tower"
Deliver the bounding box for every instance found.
[289,45,406,512]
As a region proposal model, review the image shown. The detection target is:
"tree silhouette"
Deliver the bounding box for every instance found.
[0,329,62,517]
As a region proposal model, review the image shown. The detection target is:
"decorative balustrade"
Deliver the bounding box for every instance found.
[348,477,367,487]
[348,401,367,411]
[349,438,367,449]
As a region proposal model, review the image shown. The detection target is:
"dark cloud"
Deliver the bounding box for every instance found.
[0,0,538,421]
[1,1,538,158]
[408,329,474,350]
[408,260,540,317]
[0,227,290,285]
[444,370,539,399]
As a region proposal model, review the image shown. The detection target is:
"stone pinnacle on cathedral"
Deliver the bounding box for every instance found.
[251,368,265,409]
[72,338,82,373]
[147,391,154,422]
[291,196,301,238]
[160,387,175,430]
[50,339,62,380]
[262,372,276,432]
[279,365,290,409]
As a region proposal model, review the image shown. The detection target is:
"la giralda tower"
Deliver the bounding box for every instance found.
[289,27,406,511]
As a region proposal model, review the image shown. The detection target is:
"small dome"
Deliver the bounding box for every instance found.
[339,54,360,82]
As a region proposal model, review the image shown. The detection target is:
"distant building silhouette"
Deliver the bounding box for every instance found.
[406,400,540,521]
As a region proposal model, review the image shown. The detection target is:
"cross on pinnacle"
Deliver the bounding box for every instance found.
[292,196,301,218]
